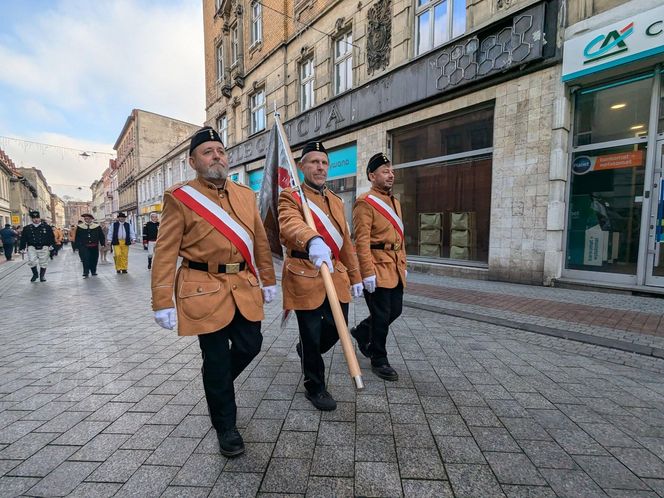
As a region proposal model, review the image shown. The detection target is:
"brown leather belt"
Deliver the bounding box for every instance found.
[371,242,401,251]
[185,260,245,274]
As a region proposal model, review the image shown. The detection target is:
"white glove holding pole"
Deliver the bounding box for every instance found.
[154,308,176,330]
[363,275,377,293]
[262,285,277,303]
[351,283,364,298]
[308,237,334,273]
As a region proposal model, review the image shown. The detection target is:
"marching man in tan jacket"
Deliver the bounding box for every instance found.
[151,126,276,457]
[351,153,407,381]
[278,141,363,411]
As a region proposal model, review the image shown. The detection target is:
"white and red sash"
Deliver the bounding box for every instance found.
[173,185,257,276]
[291,191,343,259]
[365,194,405,240]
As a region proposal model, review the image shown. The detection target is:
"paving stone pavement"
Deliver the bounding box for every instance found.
[1,248,664,497]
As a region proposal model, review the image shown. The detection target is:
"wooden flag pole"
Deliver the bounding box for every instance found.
[274,114,364,390]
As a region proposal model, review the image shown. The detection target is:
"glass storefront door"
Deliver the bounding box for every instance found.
[646,141,664,285]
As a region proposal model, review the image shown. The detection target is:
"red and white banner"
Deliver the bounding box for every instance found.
[173,185,257,276]
[365,194,404,240]
[292,191,343,259]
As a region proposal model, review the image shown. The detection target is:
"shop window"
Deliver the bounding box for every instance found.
[573,75,652,147]
[392,106,493,263]
[566,144,646,274]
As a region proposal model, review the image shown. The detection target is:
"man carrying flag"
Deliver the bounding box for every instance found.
[351,153,407,381]
[151,126,277,457]
[278,141,364,411]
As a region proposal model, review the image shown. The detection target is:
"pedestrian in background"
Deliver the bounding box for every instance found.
[13,226,21,254]
[51,225,63,258]
[69,224,78,252]
[108,212,135,274]
[19,210,55,282]
[75,214,105,278]
[0,223,17,261]
[351,153,407,382]
[142,212,159,270]
[99,221,111,263]
[151,126,276,457]
[278,141,363,411]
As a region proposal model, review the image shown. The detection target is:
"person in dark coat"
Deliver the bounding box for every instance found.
[0,223,18,261]
[19,211,55,282]
[142,212,160,270]
[74,214,105,278]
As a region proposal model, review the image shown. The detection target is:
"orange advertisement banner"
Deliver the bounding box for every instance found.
[594,150,644,171]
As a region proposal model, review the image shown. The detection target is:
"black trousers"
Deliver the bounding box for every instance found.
[198,310,262,432]
[3,243,13,261]
[354,283,403,367]
[78,246,99,275]
[295,299,349,395]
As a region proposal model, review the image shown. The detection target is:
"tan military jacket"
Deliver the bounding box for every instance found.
[278,183,361,310]
[151,177,276,336]
[352,186,407,289]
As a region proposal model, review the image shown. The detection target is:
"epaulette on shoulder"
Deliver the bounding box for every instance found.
[231,180,253,192]
[165,181,187,193]
[327,188,343,201]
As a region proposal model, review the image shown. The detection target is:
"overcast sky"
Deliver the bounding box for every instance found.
[0,0,205,201]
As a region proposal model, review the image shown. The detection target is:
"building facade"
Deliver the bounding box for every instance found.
[202,0,659,292]
[0,148,13,226]
[50,195,66,227]
[17,168,52,223]
[113,109,200,230]
[90,179,106,221]
[136,138,194,231]
[65,201,92,228]
[557,0,664,290]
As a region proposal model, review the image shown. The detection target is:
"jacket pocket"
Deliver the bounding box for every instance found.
[178,279,221,321]
[286,262,320,278]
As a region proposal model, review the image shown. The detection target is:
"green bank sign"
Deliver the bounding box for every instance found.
[562,4,664,81]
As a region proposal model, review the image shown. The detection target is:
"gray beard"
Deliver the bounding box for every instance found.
[202,167,227,181]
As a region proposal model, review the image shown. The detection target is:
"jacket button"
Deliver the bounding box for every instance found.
[197,287,202,292]
[232,284,237,290]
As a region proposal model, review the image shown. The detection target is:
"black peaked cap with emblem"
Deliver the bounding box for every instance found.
[29,210,40,218]
[367,152,391,177]
[189,126,224,155]
[300,141,327,160]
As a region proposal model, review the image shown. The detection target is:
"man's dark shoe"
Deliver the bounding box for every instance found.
[82,274,88,278]
[305,390,337,411]
[39,268,47,282]
[371,364,399,381]
[350,327,370,358]
[217,427,245,457]
[91,273,97,276]
[116,270,121,274]
[121,270,128,274]
[295,342,302,359]
[30,267,38,282]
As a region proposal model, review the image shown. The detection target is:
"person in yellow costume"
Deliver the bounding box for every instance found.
[107,212,136,273]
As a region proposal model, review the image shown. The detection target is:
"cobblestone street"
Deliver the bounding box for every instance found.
[1,248,664,497]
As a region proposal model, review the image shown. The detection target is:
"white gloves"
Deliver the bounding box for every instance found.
[154,308,176,330]
[351,283,364,298]
[308,237,334,273]
[262,285,277,303]
[363,275,377,293]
